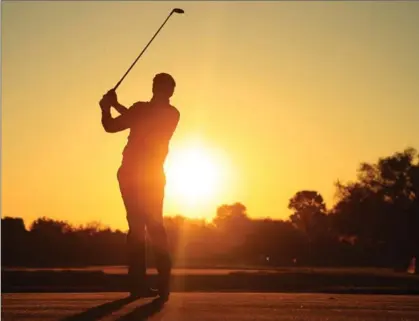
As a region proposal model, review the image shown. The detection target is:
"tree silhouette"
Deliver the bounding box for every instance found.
[213,203,248,229]
[288,191,328,239]
[2,217,28,266]
[333,148,419,268]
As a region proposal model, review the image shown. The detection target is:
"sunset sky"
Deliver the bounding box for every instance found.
[2,1,419,230]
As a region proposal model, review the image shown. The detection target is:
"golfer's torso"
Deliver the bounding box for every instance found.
[121,102,174,172]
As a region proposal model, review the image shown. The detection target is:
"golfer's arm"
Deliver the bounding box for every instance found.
[101,108,130,133]
[112,102,129,115]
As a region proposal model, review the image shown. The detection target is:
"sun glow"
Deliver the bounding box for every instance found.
[164,143,229,217]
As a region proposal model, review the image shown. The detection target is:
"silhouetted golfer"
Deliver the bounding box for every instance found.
[99,73,180,301]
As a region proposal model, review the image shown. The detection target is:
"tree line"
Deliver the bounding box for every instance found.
[2,148,418,271]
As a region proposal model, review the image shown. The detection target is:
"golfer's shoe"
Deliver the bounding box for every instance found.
[129,287,159,299]
[157,290,170,302]
[157,283,170,302]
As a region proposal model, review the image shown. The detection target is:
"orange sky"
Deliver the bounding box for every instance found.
[2,1,419,230]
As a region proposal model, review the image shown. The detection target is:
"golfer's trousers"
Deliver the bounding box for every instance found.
[117,164,171,290]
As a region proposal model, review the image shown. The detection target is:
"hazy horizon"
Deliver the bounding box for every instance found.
[2,1,419,230]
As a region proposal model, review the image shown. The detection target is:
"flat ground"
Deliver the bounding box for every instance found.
[2,293,419,321]
[3,266,412,276]
[4,267,419,294]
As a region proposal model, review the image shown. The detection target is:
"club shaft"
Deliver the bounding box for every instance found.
[113,12,175,91]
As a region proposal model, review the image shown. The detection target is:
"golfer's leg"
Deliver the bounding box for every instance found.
[126,214,147,288]
[148,218,171,278]
[118,168,147,291]
[146,185,172,298]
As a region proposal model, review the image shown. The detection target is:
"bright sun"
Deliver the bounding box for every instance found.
[164,145,222,210]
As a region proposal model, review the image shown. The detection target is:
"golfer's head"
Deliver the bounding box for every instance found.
[152,73,176,99]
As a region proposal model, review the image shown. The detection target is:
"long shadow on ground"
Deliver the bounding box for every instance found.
[60,296,137,321]
[115,299,166,321]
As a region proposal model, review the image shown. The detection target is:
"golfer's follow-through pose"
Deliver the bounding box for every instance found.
[99,73,180,301]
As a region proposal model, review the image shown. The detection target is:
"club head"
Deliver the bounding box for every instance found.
[172,8,185,14]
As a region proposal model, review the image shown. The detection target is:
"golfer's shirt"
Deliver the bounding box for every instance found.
[119,101,180,171]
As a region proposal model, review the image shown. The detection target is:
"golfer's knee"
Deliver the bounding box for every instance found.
[128,230,145,243]
[147,218,164,233]
[147,221,168,248]
[127,216,146,240]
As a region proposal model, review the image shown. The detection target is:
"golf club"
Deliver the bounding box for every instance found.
[113,8,185,91]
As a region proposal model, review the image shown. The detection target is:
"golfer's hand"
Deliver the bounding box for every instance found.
[99,94,111,112]
[104,89,118,107]
[99,90,117,111]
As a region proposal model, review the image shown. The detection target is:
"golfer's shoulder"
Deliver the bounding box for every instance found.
[130,101,148,110]
[168,104,180,120]
[128,101,149,116]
